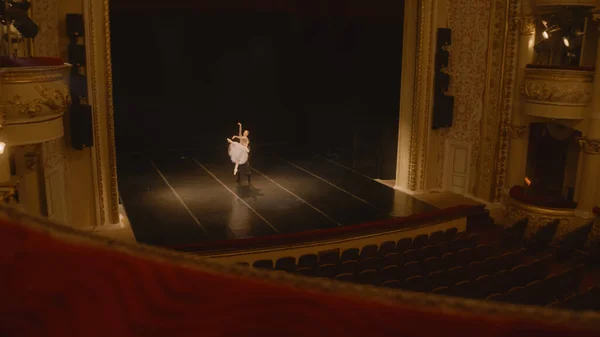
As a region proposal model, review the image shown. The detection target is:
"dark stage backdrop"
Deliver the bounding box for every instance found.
[111,8,403,178]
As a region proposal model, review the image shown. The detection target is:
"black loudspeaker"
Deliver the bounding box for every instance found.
[70,103,93,150]
[70,74,88,98]
[432,95,454,130]
[437,28,451,47]
[68,44,86,66]
[436,49,449,68]
[436,72,450,92]
[66,14,84,38]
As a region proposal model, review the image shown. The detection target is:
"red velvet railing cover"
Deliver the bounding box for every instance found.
[0,57,64,67]
[1,216,597,337]
[171,204,483,252]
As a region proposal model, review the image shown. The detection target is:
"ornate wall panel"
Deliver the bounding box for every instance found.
[32,0,60,58]
[436,0,492,192]
[435,0,520,202]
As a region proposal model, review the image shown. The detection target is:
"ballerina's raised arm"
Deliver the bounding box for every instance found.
[232,122,243,139]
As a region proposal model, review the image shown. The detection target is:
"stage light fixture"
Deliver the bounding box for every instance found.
[0,0,38,39]
[563,36,570,47]
[542,30,549,39]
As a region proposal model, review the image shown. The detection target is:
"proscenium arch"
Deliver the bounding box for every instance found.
[396,0,436,193]
[83,0,119,226]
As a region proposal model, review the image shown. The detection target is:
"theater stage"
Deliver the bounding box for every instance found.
[117,147,437,248]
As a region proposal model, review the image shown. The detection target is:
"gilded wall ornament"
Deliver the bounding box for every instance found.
[518,16,536,36]
[577,137,600,155]
[6,85,71,118]
[521,81,592,105]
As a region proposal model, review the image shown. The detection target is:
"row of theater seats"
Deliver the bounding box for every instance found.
[248,227,461,272]
[241,218,599,310]
[487,264,586,306]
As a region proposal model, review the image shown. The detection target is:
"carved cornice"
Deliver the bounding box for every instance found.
[0,65,70,84]
[578,137,600,155]
[508,125,527,139]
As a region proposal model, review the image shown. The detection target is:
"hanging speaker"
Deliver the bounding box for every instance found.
[68,44,86,66]
[437,28,451,47]
[432,95,454,130]
[70,103,93,150]
[66,14,84,38]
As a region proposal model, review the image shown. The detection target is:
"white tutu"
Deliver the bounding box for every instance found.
[228,142,249,165]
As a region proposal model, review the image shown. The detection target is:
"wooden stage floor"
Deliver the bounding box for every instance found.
[117,147,437,248]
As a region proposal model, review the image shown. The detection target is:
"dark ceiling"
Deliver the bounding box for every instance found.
[110,0,405,21]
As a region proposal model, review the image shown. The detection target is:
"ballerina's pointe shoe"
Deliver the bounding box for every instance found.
[234,167,238,175]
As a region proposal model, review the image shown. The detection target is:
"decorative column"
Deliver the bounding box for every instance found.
[505,16,536,191]
[577,18,600,214]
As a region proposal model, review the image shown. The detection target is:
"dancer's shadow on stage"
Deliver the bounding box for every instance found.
[235,184,264,201]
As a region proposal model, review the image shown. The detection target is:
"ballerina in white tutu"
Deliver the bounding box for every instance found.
[226,122,250,175]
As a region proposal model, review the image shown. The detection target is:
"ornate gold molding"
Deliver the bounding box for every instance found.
[103,0,120,223]
[85,0,121,225]
[419,2,435,190]
[88,0,106,225]
[407,0,426,191]
[0,69,67,84]
[578,137,600,155]
[508,124,527,139]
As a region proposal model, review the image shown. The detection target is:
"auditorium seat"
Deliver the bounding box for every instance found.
[275,257,296,272]
[335,273,355,283]
[341,248,360,262]
[404,275,425,292]
[379,241,396,256]
[241,222,600,310]
[428,231,444,245]
[396,237,413,252]
[298,253,318,269]
[526,219,559,253]
[340,260,359,274]
[412,234,429,250]
[253,259,273,269]
[444,227,458,241]
[452,281,473,298]
[360,244,379,259]
[319,250,339,265]
[554,222,594,261]
[381,265,400,282]
[383,252,403,267]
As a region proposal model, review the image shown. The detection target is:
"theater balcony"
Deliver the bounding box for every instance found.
[522,65,594,120]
